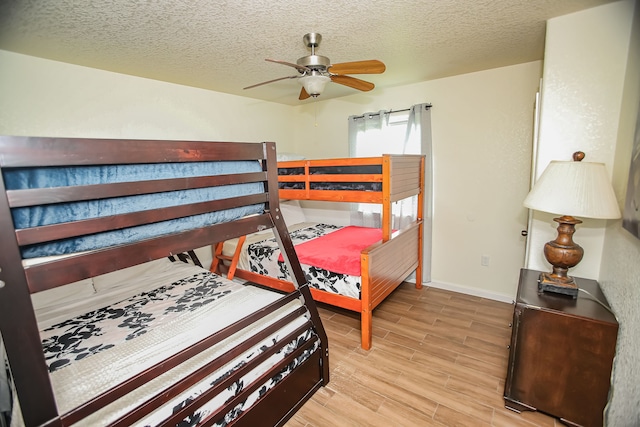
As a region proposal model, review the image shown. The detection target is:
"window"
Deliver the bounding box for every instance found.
[348,103,433,282]
[348,106,427,228]
[350,110,419,157]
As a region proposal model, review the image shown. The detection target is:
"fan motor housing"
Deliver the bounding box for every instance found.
[297,55,330,71]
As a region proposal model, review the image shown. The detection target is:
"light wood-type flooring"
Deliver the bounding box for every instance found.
[285,282,561,427]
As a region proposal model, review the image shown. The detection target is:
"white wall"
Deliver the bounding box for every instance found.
[0,50,295,145]
[528,1,639,424]
[599,0,640,424]
[290,62,543,301]
[526,1,632,279]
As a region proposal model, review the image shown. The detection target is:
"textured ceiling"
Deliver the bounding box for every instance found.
[0,0,618,106]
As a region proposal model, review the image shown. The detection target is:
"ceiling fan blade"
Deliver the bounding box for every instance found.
[328,60,386,75]
[331,75,375,92]
[299,87,311,100]
[243,75,299,90]
[265,58,310,73]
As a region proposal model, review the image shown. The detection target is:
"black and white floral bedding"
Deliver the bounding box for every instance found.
[247,223,362,299]
[19,268,319,427]
[41,271,233,373]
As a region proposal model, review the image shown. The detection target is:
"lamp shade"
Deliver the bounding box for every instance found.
[299,72,330,96]
[524,157,621,219]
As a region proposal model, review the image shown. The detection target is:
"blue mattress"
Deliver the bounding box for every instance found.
[4,161,265,258]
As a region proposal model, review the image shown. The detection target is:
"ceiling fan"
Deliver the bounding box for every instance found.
[243,33,386,100]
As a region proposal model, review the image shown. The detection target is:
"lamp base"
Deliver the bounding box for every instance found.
[538,272,578,298]
[538,215,583,299]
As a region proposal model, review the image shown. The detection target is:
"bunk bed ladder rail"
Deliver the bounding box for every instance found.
[264,145,330,384]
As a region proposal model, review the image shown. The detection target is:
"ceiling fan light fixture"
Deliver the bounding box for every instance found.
[299,72,330,97]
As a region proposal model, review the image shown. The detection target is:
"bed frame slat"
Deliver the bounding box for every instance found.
[7,172,268,207]
[24,213,276,293]
[16,193,268,246]
[105,307,310,427]
[0,137,268,166]
[229,350,323,427]
[199,338,318,427]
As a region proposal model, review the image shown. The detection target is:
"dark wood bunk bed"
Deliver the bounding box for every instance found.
[213,155,425,351]
[0,136,328,427]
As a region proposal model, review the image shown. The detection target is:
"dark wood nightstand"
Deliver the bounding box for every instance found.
[504,268,618,427]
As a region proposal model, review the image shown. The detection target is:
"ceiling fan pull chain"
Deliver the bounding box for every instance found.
[315,101,319,127]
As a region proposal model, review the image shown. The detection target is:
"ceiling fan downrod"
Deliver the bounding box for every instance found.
[297,33,330,71]
[303,33,321,54]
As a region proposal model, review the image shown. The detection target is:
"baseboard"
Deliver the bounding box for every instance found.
[405,278,515,303]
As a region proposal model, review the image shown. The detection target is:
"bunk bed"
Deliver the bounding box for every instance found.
[213,155,425,350]
[0,136,329,427]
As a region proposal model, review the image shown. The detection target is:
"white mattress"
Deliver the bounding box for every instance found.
[10,261,318,426]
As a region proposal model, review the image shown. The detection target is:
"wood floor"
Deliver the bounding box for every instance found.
[285,283,561,427]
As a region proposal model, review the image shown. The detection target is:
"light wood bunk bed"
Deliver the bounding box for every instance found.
[0,136,329,427]
[213,155,425,351]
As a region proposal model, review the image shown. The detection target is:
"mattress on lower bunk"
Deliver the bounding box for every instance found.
[234,223,367,299]
[12,261,319,427]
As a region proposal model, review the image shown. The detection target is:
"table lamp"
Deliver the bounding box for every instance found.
[523,152,621,298]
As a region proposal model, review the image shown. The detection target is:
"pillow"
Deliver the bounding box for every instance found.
[277,152,305,162]
[279,200,307,225]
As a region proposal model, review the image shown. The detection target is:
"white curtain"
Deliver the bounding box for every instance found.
[348,103,433,282]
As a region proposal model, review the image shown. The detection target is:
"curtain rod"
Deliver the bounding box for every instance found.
[349,104,431,120]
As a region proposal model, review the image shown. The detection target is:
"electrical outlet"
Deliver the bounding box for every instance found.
[481,255,490,267]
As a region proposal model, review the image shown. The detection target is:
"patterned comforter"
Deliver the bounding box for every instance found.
[247,223,362,299]
[15,268,318,426]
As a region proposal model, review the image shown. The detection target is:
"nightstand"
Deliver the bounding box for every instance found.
[504,268,618,427]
